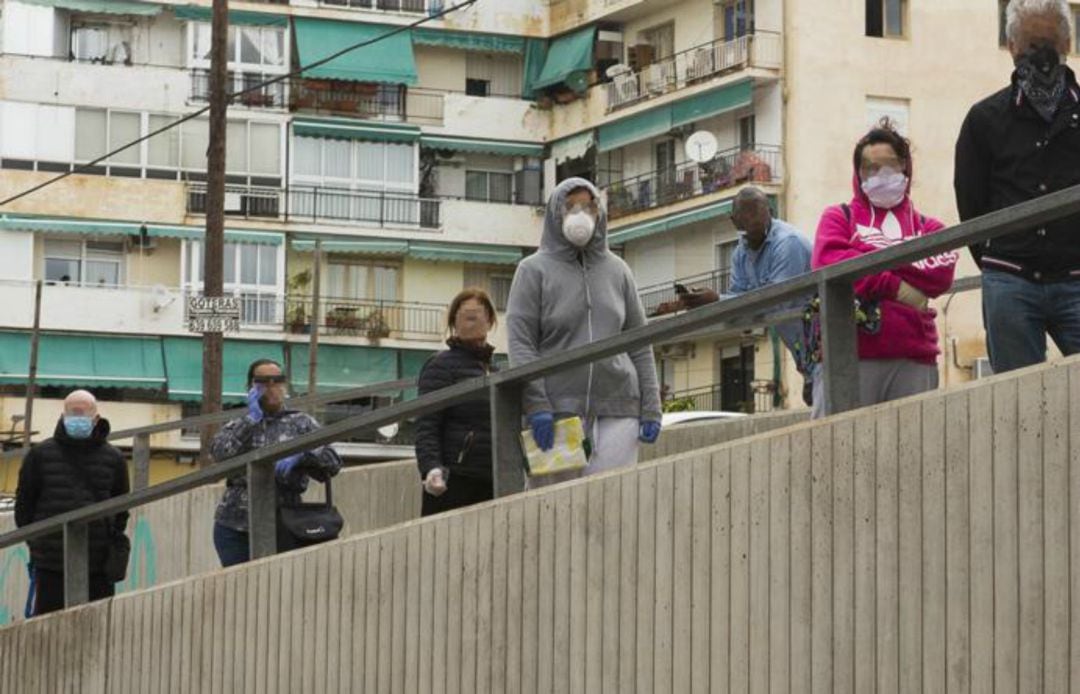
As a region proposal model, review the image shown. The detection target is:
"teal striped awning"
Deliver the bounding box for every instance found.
[145,225,283,245]
[290,344,398,391]
[412,28,524,54]
[420,135,543,158]
[291,239,408,255]
[409,242,522,265]
[20,0,161,15]
[532,26,596,94]
[163,338,284,402]
[293,117,420,144]
[0,332,166,390]
[172,4,285,25]
[597,79,754,152]
[294,18,418,85]
[0,216,138,236]
[608,199,734,245]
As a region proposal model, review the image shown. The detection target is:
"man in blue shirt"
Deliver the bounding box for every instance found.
[727,187,815,408]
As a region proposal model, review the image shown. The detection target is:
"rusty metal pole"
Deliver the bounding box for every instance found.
[199,0,228,465]
[23,279,42,444]
[307,240,322,407]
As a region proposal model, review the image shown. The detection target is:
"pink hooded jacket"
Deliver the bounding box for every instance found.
[811,165,958,365]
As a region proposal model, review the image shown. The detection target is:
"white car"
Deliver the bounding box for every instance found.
[661,410,749,427]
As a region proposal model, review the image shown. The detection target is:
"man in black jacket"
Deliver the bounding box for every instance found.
[955,0,1080,374]
[15,390,130,616]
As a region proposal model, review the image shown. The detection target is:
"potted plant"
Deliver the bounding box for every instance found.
[365,309,392,342]
[285,269,312,334]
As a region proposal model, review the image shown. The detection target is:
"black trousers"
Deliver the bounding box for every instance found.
[421,474,493,516]
[32,568,114,616]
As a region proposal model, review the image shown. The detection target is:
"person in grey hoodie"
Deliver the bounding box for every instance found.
[507,177,662,484]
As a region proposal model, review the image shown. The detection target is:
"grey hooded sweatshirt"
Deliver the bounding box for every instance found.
[507,177,662,423]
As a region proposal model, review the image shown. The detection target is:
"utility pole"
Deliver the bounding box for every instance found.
[199,0,228,465]
[307,239,322,410]
[23,279,42,445]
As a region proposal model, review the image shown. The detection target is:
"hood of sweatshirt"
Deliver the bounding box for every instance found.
[539,177,608,264]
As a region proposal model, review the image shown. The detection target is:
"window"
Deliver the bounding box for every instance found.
[327,259,399,302]
[70,22,132,64]
[866,96,910,135]
[738,114,756,151]
[715,239,737,281]
[464,266,513,311]
[190,23,286,70]
[866,0,905,38]
[466,171,513,203]
[720,0,754,41]
[640,23,675,61]
[596,149,624,187]
[465,53,524,97]
[44,238,125,287]
[184,240,282,324]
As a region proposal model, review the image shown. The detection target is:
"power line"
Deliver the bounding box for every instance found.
[0,0,479,208]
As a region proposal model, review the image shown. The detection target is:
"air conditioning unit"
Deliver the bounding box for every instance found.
[972,357,993,379]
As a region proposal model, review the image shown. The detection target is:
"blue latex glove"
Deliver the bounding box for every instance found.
[245,385,264,424]
[639,420,662,444]
[529,412,555,452]
[274,453,305,487]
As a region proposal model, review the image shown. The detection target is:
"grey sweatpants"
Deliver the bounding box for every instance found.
[526,417,640,489]
[811,359,938,419]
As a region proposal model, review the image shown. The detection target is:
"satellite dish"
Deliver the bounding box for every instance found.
[684,131,719,163]
[377,422,400,441]
[605,63,632,79]
[151,284,176,313]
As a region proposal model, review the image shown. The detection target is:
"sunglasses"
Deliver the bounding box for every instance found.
[252,375,287,385]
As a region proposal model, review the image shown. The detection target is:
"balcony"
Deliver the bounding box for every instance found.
[187,183,441,230]
[665,381,777,415]
[319,0,430,12]
[605,145,781,222]
[289,81,444,126]
[604,32,782,113]
[639,267,731,318]
[279,295,445,341]
[190,69,287,109]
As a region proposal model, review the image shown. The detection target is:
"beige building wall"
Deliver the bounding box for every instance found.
[414,46,467,93]
[782,0,1065,386]
[0,171,187,224]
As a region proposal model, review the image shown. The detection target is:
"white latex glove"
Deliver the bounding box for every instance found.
[423,468,448,497]
[896,280,928,310]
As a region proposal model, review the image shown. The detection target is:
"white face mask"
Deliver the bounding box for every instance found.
[562,211,596,248]
[861,168,908,210]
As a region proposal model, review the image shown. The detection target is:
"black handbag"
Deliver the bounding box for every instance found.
[276,478,344,551]
[60,453,131,583]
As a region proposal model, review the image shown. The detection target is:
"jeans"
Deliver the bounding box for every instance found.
[982,269,1080,374]
[213,522,251,568]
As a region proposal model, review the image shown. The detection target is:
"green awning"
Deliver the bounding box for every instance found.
[0,332,165,390]
[294,18,418,85]
[0,215,138,237]
[172,5,286,25]
[522,38,548,98]
[608,199,734,245]
[400,348,435,400]
[145,225,283,245]
[20,0,161,15]
[670,79,754,128]
[163,337,284,402]
[532,26,596,94]
[412,28,524,54]
[420,135,543,158]
[550,130,594,164]
[291,239,408,255]
[597,107,673,152]
[597,81,754,152]
[290,344,398,391]
[409,242,521,265]
[293,117,420,143]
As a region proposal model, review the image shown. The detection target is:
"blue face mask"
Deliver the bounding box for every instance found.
[63,415,95,440]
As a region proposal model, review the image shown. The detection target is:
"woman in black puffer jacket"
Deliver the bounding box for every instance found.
[415,288,499,515]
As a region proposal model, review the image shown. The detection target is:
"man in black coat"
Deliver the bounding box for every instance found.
[15,390,130,616]
[955,0,1080,374]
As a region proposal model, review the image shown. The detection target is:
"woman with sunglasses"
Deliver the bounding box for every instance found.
[209,358,342,567]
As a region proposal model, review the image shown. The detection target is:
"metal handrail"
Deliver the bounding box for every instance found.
[4,183,1078,608]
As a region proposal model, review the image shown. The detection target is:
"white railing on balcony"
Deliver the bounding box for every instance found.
[604,32,782,113]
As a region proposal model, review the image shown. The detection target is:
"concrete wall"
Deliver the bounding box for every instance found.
[2,355,1076,692]
[0,170,186,223]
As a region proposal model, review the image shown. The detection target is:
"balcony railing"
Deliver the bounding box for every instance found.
[665,380,777,415]
[605,145,781,221]
[639,268,731,317]
[282,295,446,341]
[320,0,431,12]
[187,183,442,230]
[191,69,288,109]
[289,80,445,125]
[604,32,782,113]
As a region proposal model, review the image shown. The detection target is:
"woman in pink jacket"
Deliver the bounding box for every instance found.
[811,119,957,413]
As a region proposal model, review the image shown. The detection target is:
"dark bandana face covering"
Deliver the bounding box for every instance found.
[1015,43,1068,122]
